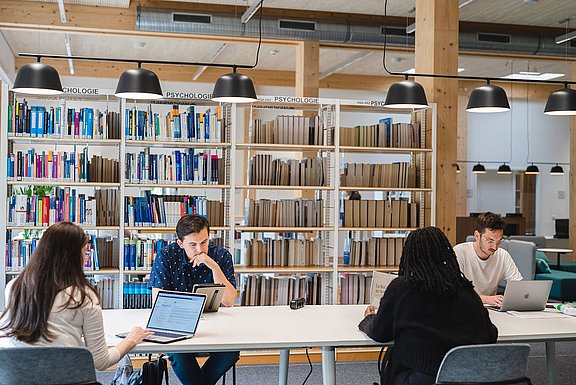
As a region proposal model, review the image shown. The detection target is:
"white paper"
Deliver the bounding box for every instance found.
[370,271,397,310]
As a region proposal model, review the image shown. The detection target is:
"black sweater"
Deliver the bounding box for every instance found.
[358,276,498,376]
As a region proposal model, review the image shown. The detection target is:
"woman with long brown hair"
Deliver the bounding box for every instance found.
[0,222,151,370]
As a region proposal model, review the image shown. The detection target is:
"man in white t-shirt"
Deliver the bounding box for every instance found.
[453,212,523,307]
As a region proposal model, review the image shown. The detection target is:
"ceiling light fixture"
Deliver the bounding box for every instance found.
[466,81,510,113]
[544,84,576,115]
[12,59,63,95]
[381,0,576,114]
[497,164,512,174]
[115,63,163,100]
[472,163,486,174]
[550,164,565,175]
[525,163,540,175]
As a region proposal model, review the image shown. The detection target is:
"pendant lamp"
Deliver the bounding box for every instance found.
[525,164,540,175]
[550,164,565,175]
[466,83,510,113]
[212,71,258,103]
[12,61,63,95]
[544,86,576,115]
[497,164,512,174]
[384,79,428,109]
[455,163,461,173]
[472,163,486,174]
[114,65,163,100]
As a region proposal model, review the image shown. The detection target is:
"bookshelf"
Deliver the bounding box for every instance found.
[0,86,435,309]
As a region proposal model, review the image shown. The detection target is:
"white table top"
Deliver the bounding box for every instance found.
[103,304,576,354]
[537,248,573,253]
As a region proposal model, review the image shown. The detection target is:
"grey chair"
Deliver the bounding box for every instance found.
[435,343,532,385]
[0,346,101,385]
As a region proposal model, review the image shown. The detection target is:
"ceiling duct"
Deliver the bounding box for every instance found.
[137,7,576,57]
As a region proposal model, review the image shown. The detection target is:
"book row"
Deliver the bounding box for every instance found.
[339,273,372,305]
[243,237,322,267]
[239,273,323,306]
[249,155,327,186]
[251,115,328,145]
[8,99,121,139]
[341,162,418,188]
[244,198,324,227]
[89,277,115,309]
[123,238,169,271]
[346,237,404,266]
[123,281,153,309]
[7,189,102,227]
[125,148,224,185]
[7,149,119,183]
[124,193,224,227]
[340,119,421,148]
[125,105,225,143]
[342,199,418,228]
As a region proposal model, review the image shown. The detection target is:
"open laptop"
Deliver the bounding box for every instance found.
[490,280,553,312]
[116,290,206,343]
[193,283,226,312]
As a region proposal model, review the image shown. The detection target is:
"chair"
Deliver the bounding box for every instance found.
[0,346,101,385]
[221,362,237,385]
[435,343,532,385]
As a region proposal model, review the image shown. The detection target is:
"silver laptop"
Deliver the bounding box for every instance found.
[117,290,206,343]
[493,280,553,312]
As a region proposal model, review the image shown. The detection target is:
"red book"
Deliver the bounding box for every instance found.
[42,196,50,226]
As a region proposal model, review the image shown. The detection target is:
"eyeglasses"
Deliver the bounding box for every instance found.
[481,235,504,246]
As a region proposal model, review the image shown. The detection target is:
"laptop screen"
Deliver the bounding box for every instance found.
[147,292,205,334]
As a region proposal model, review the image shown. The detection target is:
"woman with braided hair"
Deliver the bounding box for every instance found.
[359,226,497,385]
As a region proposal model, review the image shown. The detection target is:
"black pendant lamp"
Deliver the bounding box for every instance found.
[550,164,565,175]
[525,163,540,175]
[212,70,258,103]
[472,163,486,174]
[544,86,576,116]
[384,78,428,109]
[466,81,510,113]
[115,64,163,100]
[12,60,63,95]
[455,163,461,173]
[497,164,512,174]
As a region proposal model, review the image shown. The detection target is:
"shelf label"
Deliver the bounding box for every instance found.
[164,92,213,100]
[62,87,110,95]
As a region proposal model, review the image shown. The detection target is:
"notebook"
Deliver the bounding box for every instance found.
[116,290,206,344]
[193,283,226,312]
[491,280,553,312]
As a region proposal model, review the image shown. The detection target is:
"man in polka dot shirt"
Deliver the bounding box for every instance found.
[148,214,238,385]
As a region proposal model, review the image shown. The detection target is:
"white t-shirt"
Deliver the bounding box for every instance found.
[0,279,120,370]
[453,242,523,296]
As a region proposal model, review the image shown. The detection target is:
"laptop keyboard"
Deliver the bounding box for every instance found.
[153,331,185,338]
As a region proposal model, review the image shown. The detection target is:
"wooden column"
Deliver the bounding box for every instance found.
[295,41,320,98]
[295,41,320,200]
[415,0,459,243]
[570,63,576,256]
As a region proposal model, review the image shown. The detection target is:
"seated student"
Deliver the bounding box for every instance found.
[359,226,497,385]
[148,214,238,385]
[453,212,523,307]
[0,222,152,370]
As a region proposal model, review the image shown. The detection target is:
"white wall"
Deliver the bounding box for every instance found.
[467,98,570,236]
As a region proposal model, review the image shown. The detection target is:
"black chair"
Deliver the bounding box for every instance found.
[0,346,102,385]
[435,343,532,385]
[221,362,237,385]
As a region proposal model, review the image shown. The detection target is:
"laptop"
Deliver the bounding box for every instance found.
[193,283,226,313]
[116,290,206,343]
[490,280,553,312]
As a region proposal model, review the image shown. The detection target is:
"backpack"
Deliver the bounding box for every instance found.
[112,354,169,385]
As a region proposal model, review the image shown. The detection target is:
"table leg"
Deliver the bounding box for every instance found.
[322,346,336,385]
[545,341,556,385]
[279,349,289,385]
[557,253,561,269]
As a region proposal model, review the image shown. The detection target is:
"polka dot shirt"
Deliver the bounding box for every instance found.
[147,242,236,291]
